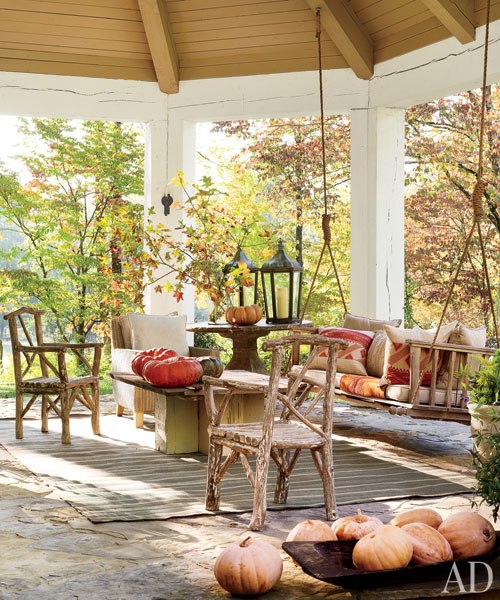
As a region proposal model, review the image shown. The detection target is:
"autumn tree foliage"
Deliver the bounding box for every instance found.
[0,118,150,343]
[212,117,352,324]
[405,86,500,330]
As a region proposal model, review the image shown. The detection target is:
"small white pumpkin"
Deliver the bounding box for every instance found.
[286,519,337,542]
[214,537,282,596]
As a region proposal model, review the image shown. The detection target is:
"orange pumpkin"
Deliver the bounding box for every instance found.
[214,537,282,596]
[391,508,443,530]
[142,356,203,388]
[331,510,383,541]
[352,524,413,571]
[131,348,178,377]
[286,519,337,543]
[225,304,263,326]
[438,512,496,559]
[402,522,453,565]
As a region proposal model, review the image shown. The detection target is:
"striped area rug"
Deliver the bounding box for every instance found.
[0,416,473,523]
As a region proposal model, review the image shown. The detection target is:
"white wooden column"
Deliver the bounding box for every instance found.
[350,107,405,321]
[143,115,196,320]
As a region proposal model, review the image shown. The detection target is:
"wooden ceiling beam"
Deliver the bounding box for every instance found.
[420,0,475,44]
[137,0,179,93]
[305,0,373,80]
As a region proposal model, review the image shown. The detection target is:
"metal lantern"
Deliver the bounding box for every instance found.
[224,247,259,307]
[260,240,303,324]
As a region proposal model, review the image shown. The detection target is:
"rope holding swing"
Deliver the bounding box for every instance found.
[300,8,348,323]
[409,0,499,406]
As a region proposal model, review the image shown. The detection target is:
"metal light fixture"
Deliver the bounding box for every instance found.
[260,240,303,324]
[224,246,259,307]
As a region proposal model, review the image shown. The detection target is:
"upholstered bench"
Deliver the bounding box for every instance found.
[289,313,494,423]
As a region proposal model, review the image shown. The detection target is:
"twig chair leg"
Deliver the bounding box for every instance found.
[41,394,49,433]
[15,391,24,440]
[206,443,223,511]
[274,449,290,504]
[91,383,100,435]
[249,449,271,531]
[60,391,71,445]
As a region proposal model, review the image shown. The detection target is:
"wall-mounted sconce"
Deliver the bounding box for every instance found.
[161,193,173,216]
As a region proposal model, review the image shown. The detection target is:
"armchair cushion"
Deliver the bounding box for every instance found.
[380,322,457,387]
[127,313,189,356]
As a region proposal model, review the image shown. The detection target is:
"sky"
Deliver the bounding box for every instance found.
[0,115,28,178]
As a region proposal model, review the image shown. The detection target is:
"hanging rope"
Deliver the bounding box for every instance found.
[409,0,499,406]
[300,8,347,322]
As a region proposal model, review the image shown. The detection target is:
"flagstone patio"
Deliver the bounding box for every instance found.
[0,395,498,599]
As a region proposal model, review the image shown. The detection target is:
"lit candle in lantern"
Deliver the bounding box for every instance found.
[276,286,288,319]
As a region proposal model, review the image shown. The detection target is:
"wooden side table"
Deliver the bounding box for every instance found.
[186,320,310,374]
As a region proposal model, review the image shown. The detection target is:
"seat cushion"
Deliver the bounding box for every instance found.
[127,313,189,356]
[288,365,343,388]
[380,322,457,387]
[309,327,375,376]
[385,384,465,408]
[343,312,402,332]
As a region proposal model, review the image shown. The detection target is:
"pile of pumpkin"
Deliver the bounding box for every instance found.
[287,508,496,571]
[213,508,496,596]
[131,347,223,388]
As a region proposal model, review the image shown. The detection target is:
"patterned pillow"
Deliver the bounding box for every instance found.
[309,327,375,376]
[380,322,458,387]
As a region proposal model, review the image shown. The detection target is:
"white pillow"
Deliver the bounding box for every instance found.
[127,313,189,356]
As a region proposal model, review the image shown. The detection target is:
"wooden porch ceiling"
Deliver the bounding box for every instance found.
[0,0,498,94]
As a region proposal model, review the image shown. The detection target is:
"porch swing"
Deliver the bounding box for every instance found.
[290,2,498,423]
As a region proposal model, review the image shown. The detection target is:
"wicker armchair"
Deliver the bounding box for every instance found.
[110,314,218,428]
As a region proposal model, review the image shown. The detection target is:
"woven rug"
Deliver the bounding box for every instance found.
[0,416,473,523]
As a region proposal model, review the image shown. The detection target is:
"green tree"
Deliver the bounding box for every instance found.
[0,118,150,343]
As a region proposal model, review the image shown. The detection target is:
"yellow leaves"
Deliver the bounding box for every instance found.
[170,171,187,188]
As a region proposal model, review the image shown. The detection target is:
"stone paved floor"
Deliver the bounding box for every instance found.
[0,396,498,600]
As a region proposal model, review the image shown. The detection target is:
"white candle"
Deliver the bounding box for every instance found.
[243,286,253,306]
[276,286,288,319]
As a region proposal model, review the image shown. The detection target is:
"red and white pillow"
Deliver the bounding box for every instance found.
[380,322,458,387]
[309,327,375,376]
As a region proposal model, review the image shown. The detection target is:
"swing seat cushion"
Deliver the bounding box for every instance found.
[309,327,375,375]
[380,322,458,387]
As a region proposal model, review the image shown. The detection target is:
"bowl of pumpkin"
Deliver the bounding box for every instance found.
[282,508,499,589]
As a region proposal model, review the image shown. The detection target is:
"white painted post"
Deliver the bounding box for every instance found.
[166,115,197,323]
[143,116,196,320]
[350,107,405,321]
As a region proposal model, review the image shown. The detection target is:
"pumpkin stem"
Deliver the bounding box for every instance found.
[240,536,252,547]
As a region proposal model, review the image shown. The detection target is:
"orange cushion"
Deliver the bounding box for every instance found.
[340,374,386,399]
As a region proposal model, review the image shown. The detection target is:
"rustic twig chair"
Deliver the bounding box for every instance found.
[4,307,102,444]
[202,333,348,531]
